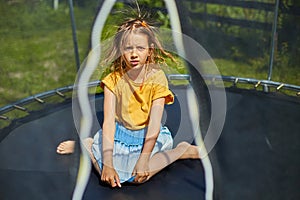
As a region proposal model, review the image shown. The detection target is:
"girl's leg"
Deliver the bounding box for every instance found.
[147,141,200,180]
[82,138,101,174]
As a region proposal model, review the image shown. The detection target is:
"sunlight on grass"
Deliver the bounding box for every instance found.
[0,1,299,109]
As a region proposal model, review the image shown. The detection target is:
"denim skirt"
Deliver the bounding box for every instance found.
[92,122,173,183]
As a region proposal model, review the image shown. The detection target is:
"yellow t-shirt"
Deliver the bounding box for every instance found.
[101,69,174,130]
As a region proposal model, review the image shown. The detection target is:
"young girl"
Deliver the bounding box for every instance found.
[57,17,201,188]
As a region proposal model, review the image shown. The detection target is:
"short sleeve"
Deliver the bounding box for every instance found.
[152,70,174,105]
[100,72,118,94]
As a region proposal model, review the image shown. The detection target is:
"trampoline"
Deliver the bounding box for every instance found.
[1,1,300,200]
[1,79,299,200]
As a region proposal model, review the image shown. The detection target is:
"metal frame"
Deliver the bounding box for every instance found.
[1,74,299,120]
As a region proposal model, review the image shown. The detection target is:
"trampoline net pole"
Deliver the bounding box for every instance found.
[266,0,280,91]
[68,0,81,71]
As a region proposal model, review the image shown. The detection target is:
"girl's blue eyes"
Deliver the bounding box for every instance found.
[124,46,146,51]
[137,46,146,50]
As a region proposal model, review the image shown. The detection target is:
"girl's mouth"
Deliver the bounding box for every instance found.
[130,60,139,66]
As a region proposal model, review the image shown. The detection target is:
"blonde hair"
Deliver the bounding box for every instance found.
[104,18,175,75]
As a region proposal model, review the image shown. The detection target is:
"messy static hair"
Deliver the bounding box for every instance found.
[104,18,176,75]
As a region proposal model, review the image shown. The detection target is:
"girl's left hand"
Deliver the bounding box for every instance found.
[132,155,150,183]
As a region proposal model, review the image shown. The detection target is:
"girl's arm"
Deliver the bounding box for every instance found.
[132,97,165,182]
[101,86,121,187]
[142,97,165,157]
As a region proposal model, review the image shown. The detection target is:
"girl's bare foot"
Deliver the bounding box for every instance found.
[177,141,200,159]
[56,140,75,154]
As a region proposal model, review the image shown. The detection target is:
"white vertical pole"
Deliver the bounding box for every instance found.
[53,0,59,10]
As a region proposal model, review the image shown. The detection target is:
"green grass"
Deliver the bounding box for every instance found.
[0,2,93,107]
[214,58,299,86]
[0,1,299,110]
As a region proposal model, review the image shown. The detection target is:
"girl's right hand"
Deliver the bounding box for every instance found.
[101,165,121,188]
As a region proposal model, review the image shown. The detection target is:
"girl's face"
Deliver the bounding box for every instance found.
[123,32,151,70]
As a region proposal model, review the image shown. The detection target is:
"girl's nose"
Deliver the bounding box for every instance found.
[131,53,137,58]
[131,49,138,57]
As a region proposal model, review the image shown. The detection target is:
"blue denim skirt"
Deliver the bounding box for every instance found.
[92,122,173,183]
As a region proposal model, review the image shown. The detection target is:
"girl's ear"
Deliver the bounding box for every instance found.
[149,43,154,55]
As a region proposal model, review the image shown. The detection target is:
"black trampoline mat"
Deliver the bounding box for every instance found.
[215,88,300,200]
[0,86,299,200]
[0,103,79,200]
[84,159,205,200]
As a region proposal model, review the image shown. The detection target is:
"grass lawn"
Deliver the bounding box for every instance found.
[0,2,299,108]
